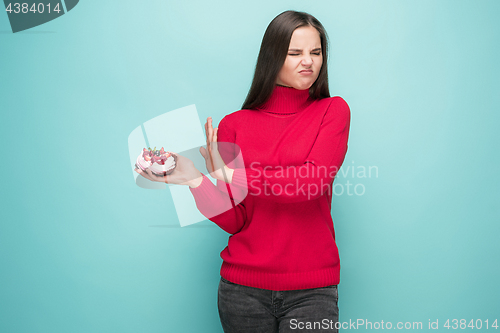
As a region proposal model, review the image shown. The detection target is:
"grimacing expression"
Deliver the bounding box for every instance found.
[276,25,323,90]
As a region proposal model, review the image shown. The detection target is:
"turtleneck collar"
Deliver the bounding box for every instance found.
[256,85,313,115]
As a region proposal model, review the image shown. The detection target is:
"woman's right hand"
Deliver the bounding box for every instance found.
[199,117,234,183]
[134,153,203,188]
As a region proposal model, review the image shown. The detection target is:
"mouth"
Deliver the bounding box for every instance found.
[299,69,313,76]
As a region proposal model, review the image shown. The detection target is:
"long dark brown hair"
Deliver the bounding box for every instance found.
[242,11,330,110]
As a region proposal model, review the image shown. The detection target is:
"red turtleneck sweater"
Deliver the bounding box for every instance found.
[190,85,351,291]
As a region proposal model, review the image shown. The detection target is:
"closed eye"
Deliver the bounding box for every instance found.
[288,52,321,56]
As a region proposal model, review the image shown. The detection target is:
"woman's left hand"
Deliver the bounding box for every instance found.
[134,153,203,188]
[199,117,233,183]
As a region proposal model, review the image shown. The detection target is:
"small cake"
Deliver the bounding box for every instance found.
[135,147,177,176]
[135,148,152,172]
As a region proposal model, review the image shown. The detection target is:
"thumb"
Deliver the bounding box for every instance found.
[199,146,207,159]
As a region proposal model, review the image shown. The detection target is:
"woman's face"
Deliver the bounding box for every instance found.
[276,25,323,90]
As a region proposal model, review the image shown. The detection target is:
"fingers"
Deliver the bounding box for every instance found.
[206,117,214,138]
[205,117,212,139]
[135,168,153,182]
[146,168,162,182]
[207,117,213,150]
[204,118,210,153]
[143,169,155,182]
[204,117,222,159]
[204,119,208,142]
[136,166,172,184]
[210,127,219,152]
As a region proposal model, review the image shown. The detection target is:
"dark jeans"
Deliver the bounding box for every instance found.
[218,277,339,333]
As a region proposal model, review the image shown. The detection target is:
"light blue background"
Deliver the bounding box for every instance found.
[1,1,499,332]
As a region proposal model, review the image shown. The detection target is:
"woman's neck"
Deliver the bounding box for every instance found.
[257,85,312,115]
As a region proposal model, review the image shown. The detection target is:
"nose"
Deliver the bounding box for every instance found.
[301,55,313,67]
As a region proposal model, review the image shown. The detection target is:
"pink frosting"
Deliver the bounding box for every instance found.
[136,154,152,171]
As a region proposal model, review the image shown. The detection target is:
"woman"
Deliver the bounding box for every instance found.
[136,10,350,333]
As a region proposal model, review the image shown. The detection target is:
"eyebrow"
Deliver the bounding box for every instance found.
[288,48,322,52]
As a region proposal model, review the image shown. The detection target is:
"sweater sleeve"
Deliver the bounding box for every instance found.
[189,173,247,235]
[230,97,351,203]
[214,115,248,204]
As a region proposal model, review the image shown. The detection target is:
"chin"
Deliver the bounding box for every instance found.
[293,83,313,90]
